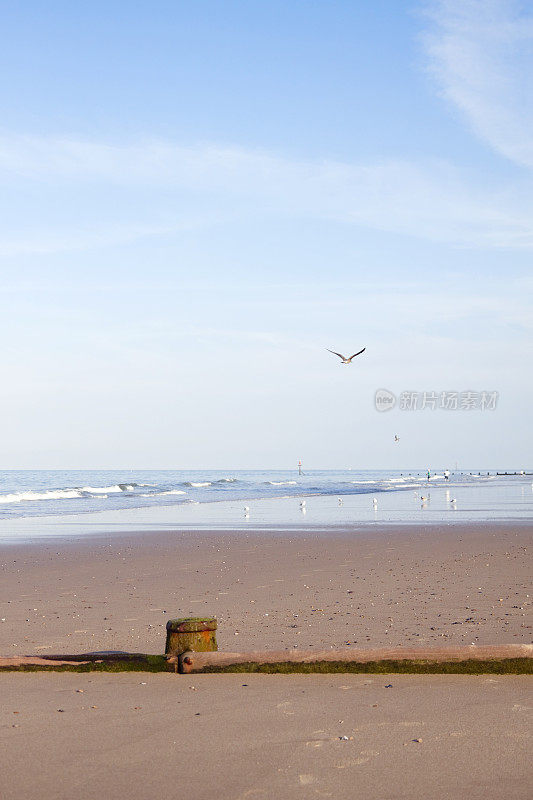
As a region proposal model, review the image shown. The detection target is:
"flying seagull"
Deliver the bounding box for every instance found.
[326,347,366,364]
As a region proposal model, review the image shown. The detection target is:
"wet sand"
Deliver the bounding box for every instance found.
[1,522,532,798]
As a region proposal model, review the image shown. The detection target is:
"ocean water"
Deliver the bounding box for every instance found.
[0,468,531,524]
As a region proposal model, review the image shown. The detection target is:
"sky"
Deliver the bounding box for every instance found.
[0,0,532,470]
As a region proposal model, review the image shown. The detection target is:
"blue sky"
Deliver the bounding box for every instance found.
[0,0,531,469]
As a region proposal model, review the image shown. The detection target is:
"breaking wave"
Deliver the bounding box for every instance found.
[0,482,141,504]
[0,489,85,504]
[82,484,136,493]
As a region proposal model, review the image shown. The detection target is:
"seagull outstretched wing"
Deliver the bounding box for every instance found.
[326,348,347,360]
[348,347,366,361]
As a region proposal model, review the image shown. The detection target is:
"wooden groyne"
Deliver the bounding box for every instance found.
[1,644,531,674]
[176,644,533,674]
[2,617,532,674]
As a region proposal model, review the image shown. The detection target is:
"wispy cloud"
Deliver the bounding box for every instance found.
[0,135,532,254]
[423,0,533,168]
[0,221,185,257]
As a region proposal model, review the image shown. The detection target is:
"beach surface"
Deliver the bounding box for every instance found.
[1,521,532,798]
[1,522,531,654]
[1,671,532,800]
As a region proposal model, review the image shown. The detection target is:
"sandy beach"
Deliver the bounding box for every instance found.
[1,671,531,800]
[1,522,530,655]
[3,0,532,797]
[1,521,532,798]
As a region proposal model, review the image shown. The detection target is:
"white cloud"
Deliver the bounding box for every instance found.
[423,0,533,168]
[0,135,532,253]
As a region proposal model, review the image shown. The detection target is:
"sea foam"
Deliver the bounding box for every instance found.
[0,489,84,504]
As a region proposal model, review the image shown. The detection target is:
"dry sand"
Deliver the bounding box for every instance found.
[1,522,532,798]
[1,522,531,654]
[0,672,531,800]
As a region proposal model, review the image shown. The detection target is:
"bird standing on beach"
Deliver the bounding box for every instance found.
[326,347,366,364]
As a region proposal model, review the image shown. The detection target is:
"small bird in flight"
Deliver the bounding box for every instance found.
[394,435,400,443]
[326,347,366,364]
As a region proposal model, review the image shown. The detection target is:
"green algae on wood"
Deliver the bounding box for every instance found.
[195,658,533,675]
[0,655,169,672]
[1,657,531,674]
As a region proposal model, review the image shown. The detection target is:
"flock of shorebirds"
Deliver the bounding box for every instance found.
[416,491,456,507]
[243,489,458,516]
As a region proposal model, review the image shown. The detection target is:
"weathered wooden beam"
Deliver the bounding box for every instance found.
[0,652,168,672]
[1,644,532,673]
[0,656,91,668]
[178,644,533,673]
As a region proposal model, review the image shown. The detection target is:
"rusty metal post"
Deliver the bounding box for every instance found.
[165,617,217,658]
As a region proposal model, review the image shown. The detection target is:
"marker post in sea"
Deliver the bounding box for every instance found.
[298,460,303,476]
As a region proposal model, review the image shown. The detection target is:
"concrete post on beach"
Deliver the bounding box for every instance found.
[165,617,218,657]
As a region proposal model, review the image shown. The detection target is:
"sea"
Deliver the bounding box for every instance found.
[0,469,531,542]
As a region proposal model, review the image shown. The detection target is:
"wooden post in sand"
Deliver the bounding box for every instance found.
[165,617,217,657]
